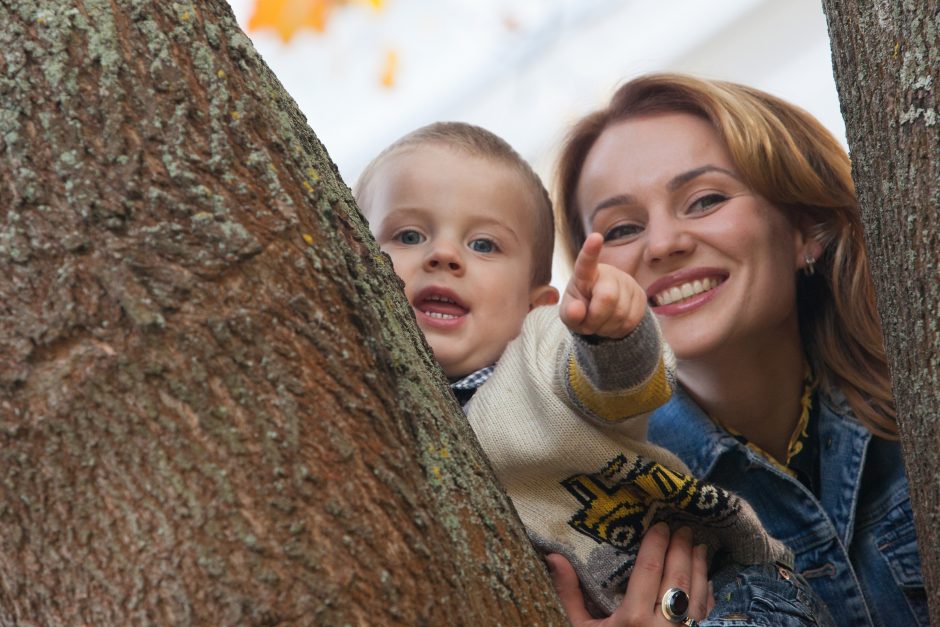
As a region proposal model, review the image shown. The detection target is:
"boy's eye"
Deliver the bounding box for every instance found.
[688,193,728,214]
[603,223,642,243]
[395,229,425,245]
[469,238,496,253]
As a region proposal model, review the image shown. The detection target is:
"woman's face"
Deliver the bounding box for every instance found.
[576,113,807,361]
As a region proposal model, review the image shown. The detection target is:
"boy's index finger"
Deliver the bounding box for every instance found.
[573,233,603,296]
[573,234,604,296]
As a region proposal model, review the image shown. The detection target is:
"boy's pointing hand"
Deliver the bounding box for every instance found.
[560,233,648,339]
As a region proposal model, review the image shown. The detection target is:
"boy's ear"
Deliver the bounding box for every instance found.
[529,285,560,310]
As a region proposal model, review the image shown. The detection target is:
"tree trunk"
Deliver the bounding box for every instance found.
[0,1,566,624]
[821,0,940,620]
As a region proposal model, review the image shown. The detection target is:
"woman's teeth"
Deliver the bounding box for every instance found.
[653,277,721,306]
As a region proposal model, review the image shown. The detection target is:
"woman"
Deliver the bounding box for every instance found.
[551,73,926,625]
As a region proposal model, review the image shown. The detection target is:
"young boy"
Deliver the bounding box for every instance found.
[354,122,796,619]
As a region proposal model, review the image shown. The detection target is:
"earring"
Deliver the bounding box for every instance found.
[803,252,816,276]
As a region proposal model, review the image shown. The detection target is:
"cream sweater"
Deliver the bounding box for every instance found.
[466,305,790,615]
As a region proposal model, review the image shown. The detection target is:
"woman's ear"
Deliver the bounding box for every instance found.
[529,284,560,310]
[805,238,824,260]
[795,217,825,272]
[797,237,824,273]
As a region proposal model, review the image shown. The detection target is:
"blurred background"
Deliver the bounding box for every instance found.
[226,0,846,283]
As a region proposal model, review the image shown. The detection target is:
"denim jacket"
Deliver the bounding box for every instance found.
[703,561,834,626]
[649,387,928,626]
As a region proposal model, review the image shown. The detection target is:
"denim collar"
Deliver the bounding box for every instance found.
[649,384,873,546]
[649,385,869,478]
[648,386,739,478]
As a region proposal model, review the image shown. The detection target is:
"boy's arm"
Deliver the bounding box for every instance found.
[558,234,676,423]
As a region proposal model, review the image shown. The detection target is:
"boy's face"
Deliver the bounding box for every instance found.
[365,145,557,378]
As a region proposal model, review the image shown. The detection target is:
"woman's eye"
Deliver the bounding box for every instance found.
[603,223,642,242]
[688,193,728,214]
[469,238,496,253]
[395,229,425,245]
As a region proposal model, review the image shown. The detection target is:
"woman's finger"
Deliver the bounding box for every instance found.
[688,543,710,620]
[656,526,695,624]
[545,553,595,626]
[617,522,670,623]
[660,526,694,596]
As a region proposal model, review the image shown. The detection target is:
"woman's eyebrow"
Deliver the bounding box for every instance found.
[589,165,742,221]
[667,165,740,191]
[590,193,637,222]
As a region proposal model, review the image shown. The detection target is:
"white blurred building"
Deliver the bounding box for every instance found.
[227,0,845,285]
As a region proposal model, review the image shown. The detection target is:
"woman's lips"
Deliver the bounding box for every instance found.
[646,268,728,315]
[652,276,723,306]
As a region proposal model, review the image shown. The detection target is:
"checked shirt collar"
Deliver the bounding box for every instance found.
[449,365,495,407]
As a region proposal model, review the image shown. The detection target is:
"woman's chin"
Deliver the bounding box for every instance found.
[660,327,729,363]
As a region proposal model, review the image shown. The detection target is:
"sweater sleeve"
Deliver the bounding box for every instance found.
[559,309,676,424]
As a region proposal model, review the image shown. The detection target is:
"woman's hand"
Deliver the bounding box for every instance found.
[546,523,714,626]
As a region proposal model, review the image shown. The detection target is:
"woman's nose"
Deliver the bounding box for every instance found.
[423,240,464,274]
[643,215,694,264]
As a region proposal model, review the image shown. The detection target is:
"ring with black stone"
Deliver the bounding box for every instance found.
[659,587,699,626]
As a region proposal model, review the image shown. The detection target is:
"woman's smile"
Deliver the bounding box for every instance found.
[646,268,728,312]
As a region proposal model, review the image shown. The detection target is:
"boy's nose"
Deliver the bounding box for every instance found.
[423,242,464,274]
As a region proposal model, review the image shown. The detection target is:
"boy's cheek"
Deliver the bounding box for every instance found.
[425,339,459,378]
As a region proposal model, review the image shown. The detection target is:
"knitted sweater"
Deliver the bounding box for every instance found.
[466,305,791,616]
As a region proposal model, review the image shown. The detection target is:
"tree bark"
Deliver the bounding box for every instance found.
[821,0,939,620]
[0,1,566,624]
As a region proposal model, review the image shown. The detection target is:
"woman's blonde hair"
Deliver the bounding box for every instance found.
[555,73,896,438]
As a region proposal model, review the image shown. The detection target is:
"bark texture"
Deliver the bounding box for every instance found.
[821,0,939,620]
[0,1,566,624]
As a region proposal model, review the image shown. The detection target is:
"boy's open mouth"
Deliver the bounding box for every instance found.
[413,288,469,321]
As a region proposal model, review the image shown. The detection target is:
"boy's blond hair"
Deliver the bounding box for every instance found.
[354,122,555,286]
